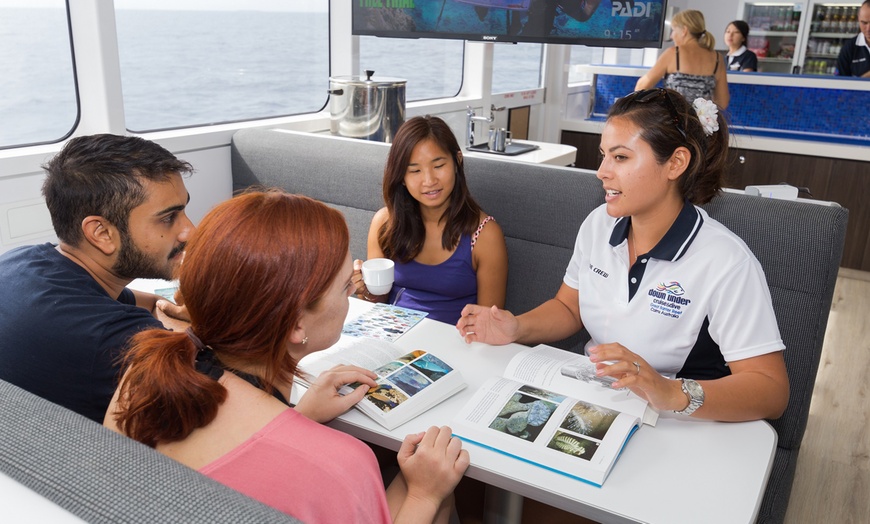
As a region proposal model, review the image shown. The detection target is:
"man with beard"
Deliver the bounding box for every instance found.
[0,134,194,422]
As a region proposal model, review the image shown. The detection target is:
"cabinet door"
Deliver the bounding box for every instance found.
[740,1,805,73]
[727,148,870,271]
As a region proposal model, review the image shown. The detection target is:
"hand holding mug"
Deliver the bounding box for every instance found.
[361,258,394,296]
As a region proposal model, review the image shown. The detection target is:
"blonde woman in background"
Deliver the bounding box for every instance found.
[636,10,730,109]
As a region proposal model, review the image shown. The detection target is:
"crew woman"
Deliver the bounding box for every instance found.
[635,10,730,109]
[725,20,758,72]
[105,191,469,523]
[356,115,508,324]
[457,88,788,422]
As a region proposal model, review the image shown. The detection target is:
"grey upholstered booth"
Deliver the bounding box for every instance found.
[230,128,848,524]
[0,379,300,523]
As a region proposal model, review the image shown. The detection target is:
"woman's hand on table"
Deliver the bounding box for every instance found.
[456,304,519,345]
[397,426,469,510]
[294,364,378,423]
[588,343,687,412]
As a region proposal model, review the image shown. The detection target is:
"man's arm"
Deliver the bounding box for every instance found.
[131,289,189,331]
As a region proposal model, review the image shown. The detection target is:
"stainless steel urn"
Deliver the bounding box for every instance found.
[328,70,406,143]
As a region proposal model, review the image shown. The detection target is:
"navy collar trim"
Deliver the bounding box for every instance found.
[608,201,704,261]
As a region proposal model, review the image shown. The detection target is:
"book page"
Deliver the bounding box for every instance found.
[504,345,657,426]
[297,335,408,377]
[353,349,466,429]
[297,335,466,430]
[452,377,639,486]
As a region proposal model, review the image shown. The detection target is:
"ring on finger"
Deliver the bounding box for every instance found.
[633,361,641,375]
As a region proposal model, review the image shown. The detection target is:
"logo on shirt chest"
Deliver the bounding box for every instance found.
[588,263,609,278]
[646,281,692,319]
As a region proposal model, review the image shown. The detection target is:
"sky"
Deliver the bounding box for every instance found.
[0,0,328,12]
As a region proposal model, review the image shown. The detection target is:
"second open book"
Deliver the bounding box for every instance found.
[451,343,658,487]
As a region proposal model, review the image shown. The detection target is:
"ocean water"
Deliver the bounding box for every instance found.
[0,6,567,148]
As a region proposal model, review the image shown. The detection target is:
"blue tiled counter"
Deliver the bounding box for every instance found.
[565,65,870,161]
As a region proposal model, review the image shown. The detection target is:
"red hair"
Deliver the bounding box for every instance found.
[113,190,349,447]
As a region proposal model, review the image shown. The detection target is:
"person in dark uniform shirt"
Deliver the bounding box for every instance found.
[724,20,758,72]
[836,0,870,78]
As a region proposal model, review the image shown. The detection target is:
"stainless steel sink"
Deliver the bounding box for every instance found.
[467,142,540,156]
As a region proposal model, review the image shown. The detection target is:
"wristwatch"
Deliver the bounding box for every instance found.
[674,378,704,416]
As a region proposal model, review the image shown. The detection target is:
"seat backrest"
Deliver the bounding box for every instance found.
[0,379,300,524]
[703,193,847,524]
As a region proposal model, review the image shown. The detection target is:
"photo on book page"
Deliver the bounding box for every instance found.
[342,303,428,342]
[352,350,456,413]
[153,287,178,304]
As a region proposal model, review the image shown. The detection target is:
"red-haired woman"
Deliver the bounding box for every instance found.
[355,115,508,325]
[104,191,468,523]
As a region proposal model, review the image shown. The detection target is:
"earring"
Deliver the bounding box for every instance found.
[302,336,308,345]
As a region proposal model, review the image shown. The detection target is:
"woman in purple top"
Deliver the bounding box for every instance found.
[354,116,508,324]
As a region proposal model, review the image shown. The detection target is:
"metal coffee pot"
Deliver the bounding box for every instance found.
[488,128,512,152]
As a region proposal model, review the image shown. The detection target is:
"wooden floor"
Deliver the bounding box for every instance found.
[457,272,870,524]
[783,272,870,524]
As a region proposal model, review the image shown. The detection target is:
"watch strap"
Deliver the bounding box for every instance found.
[674,378,704,416]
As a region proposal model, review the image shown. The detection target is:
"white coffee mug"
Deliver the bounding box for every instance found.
[361,258,395,295]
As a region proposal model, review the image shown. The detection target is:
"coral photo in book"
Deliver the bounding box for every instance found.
[489,391,560,442]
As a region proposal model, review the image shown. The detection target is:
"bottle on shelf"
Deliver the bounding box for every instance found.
[833,6,841,33]
[814,5,826,33]
[791,7,801,32]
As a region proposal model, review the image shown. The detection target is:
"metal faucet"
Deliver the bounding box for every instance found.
[466,105,504,148]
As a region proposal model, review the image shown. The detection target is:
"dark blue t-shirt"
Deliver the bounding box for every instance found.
[0,243,162,422]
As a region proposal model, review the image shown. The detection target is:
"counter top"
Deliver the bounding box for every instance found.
[464,139,577,166]
[562,118,870,162]
[572,64,870,91]
[567,65,870,162]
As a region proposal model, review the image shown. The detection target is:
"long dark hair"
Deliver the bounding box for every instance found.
[607,88,729,205]
[379,115,482,263]
[112,190,349,447]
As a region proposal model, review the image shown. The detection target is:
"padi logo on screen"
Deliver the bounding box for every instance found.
[612,1,655,17]
[482,35,498,41]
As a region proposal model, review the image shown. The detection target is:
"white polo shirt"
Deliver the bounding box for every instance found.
[564,202,784,379]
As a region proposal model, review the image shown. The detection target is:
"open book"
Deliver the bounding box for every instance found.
[297,335,466,430]
[451,344,658,487]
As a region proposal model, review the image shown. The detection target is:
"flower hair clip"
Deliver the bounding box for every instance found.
[692,98,719,136]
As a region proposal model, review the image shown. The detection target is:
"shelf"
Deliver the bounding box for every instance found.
[758,57,795,63]
[810,32,854,38]
[805,53,839,59]
[749,30,799,37]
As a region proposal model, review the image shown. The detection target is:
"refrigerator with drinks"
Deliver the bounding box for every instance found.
[798,1,864,75]
[737,1,808,73]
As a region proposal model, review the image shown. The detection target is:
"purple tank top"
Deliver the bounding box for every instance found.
[389,234,477,325]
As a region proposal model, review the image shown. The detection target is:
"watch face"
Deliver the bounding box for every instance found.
[685,379,703,398]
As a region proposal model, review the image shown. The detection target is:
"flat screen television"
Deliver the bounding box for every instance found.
[353,0,667,49]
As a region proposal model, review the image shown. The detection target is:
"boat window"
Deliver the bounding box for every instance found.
[359,36,464,101]
[0,1,77,149]
[492,43,543,94]
[614,48,646,66]
[115,1,329,132]
[569,46,604,84]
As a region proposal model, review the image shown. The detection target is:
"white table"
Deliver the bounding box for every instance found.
[319,299,777,524]
[464,140,577,166]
